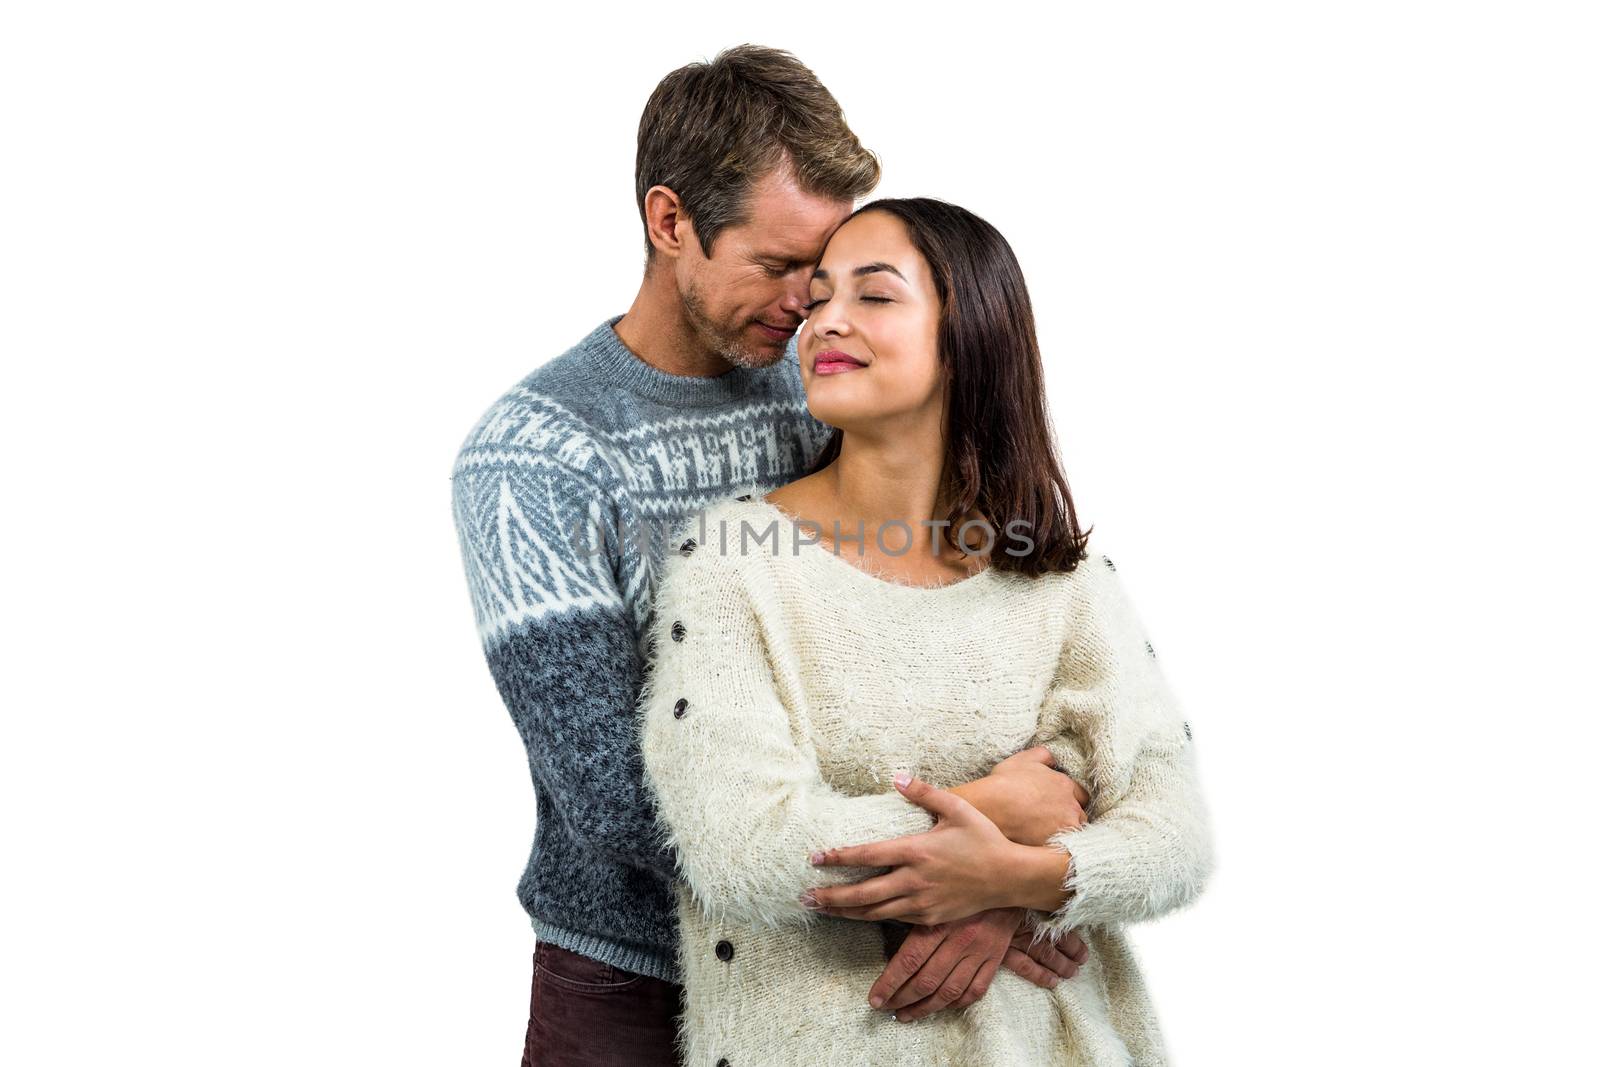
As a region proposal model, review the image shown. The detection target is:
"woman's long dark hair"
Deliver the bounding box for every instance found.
[804,197,1091,577]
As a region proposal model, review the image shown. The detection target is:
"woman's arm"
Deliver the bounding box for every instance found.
[1019,552,1215,941]
[637,533,936,930]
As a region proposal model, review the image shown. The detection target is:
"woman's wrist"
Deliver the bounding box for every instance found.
[949,776,1016,840]
[1000,842,1073,913]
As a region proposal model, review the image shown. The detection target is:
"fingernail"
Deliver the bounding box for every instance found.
[809,850,824,865]
[869,994,884,1008]
[893,771,911,789]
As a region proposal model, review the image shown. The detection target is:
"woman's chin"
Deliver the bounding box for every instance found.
[803,398,874,431]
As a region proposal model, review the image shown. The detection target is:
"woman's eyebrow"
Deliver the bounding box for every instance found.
[811,262,907,282]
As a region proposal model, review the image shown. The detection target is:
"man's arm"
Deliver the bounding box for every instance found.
[451,452,677,878]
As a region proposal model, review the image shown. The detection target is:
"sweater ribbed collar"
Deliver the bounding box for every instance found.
[577,314,771,408]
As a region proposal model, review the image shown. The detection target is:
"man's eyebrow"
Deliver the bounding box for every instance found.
[811,262,907,282]
[757,254,814,269]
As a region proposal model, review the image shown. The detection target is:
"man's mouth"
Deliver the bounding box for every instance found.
[755,321,798,342]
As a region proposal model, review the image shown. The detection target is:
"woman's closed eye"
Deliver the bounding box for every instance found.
[802,295,893,311]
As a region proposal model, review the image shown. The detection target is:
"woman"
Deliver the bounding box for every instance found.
[638,198,1214,1066]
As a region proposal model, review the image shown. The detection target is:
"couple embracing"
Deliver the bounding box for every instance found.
[451,43,1214,1067]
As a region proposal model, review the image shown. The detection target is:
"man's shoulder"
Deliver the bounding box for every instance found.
[450,328,621,488]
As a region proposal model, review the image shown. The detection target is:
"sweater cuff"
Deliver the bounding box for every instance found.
[1028,818,1169,938]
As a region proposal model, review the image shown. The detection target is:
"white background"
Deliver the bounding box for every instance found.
[3,2,1596,1063]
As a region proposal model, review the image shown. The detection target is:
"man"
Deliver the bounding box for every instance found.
[450,44,1089,1066]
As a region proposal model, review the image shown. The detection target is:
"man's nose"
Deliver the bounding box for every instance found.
[779,285,809,319]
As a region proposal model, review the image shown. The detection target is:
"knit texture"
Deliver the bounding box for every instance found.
[639,496,1214,1065]
[449,315,833,982]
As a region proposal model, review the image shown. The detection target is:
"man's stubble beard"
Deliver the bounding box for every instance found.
[681,272,785,371]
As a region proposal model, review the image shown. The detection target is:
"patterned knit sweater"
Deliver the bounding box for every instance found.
[449,315,832,982]
[639,495,1214,1066]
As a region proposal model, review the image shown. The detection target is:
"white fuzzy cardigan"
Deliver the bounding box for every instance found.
[638,496,1214,1066]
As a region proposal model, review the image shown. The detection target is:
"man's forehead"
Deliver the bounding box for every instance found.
[746,216,847,264]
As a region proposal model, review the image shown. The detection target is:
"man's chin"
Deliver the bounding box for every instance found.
[721,339,789,371]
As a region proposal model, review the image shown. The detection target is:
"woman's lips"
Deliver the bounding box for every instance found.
[814,350,866,375]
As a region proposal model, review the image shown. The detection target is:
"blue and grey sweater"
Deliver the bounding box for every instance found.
[449,314,832,983]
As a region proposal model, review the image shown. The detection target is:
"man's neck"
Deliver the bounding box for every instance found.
[614,268,735,379]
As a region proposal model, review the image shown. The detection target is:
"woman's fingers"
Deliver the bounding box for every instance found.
[813,897,916,922]
[805,867,917,910]
[893,772,979,823]
[810,836,916,870]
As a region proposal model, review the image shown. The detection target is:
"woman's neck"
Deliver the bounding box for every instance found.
[823,434,949,550]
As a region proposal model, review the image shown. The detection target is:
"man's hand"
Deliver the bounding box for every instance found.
[1005,916,1090,989]
[870,909,1013,1022]
[953,746,1092,847]
[869,909,1091,1023]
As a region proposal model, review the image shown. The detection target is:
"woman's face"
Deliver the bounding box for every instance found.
[796,210,944,435]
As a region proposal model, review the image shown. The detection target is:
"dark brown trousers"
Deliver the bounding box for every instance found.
[520,941,684,1067]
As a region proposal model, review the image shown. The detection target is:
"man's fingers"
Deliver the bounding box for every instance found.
[952,956,1002,1010]
[895,954,983,1022]
[869,931,933,1010]
[1023,938,1074,977]
[1064,931,1090,964]
[1001,947,1063,990]
[884,938,963,1011]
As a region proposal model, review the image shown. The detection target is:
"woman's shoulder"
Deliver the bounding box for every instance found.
[656,493,775,592]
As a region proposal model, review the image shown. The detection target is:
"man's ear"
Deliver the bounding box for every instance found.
[643,184,689,260]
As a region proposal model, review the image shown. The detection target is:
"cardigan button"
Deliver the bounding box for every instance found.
[717,1060,730,1067]
[679,537,697,556]
[673,698,688,719]
[670,621,686,642]
[735,493,752,502]
[715,939,734,962]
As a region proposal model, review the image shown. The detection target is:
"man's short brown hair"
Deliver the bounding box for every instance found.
[635,44,880,261]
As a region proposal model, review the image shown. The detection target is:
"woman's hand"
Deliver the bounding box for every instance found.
[804,772,1032,925]
[986,746,1092,846]
[947,747,1092,847]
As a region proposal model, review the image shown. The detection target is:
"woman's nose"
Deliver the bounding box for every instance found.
[809,302,847,338]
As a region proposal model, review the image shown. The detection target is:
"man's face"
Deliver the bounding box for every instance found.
[675,167,854,370]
